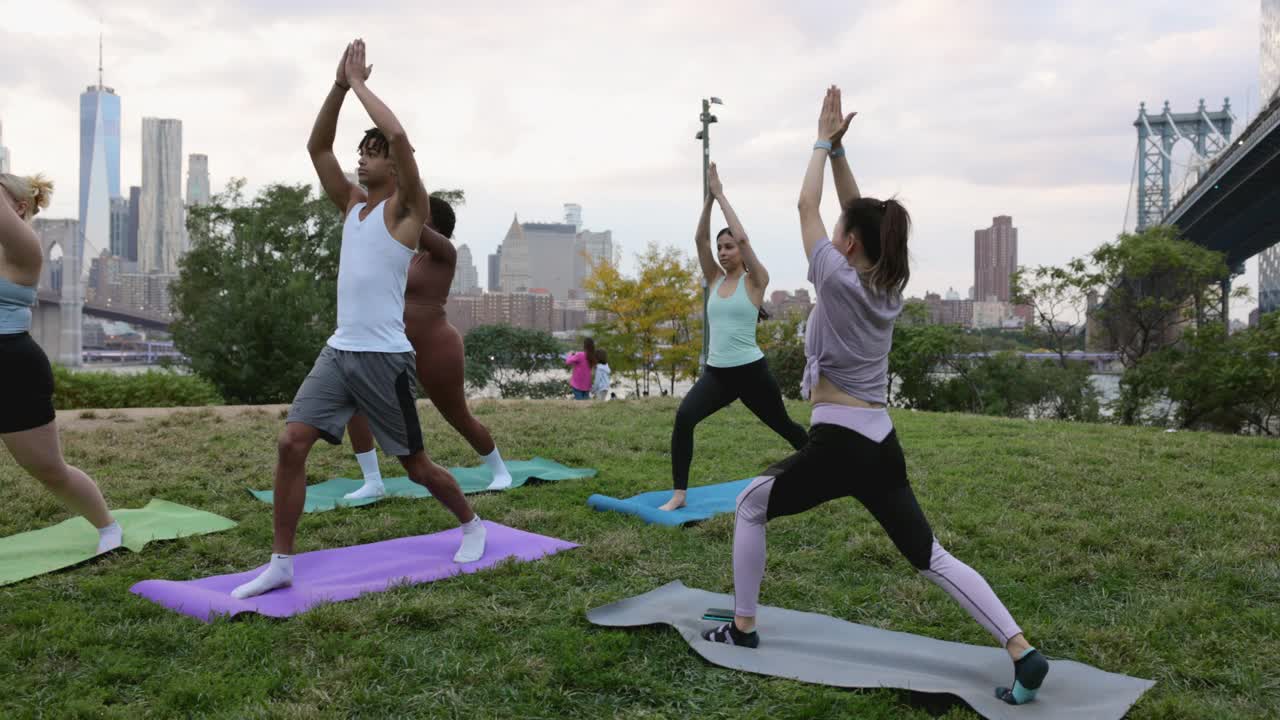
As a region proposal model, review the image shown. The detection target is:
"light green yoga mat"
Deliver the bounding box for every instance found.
[248,457,597,513]
[0,499,238,586]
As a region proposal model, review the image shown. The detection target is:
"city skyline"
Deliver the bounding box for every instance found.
[0,2,1267,322]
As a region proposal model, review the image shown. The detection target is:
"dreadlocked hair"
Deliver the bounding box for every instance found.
[358,127,390,157]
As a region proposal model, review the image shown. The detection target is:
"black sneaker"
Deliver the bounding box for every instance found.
[995,648,1050,705]
[701,622,759,648]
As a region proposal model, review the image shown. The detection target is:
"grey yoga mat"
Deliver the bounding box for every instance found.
[586,581,1156,720]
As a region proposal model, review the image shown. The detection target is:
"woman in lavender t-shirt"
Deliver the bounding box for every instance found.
[700,86,1051,707]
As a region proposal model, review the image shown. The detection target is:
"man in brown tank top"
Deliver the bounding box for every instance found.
[343,196,514,499]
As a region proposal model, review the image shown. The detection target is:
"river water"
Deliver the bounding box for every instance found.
[83,363,1127,417]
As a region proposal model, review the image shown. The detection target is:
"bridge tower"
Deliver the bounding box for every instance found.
[1133,99,1233,231]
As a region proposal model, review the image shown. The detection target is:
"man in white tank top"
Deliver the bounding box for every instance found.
[232,40,486,599]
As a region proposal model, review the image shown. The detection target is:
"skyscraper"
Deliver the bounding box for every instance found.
[0,117,10,174]
[498,214,530,293]
[523,221,578,299]
[450,243,480,295]
[575,229,613,288]
[187,153,210,206]
[126,185,141,263]
[1258,0,1280,316]
[563,203,583,232]
[109,196,129,257]
[1261,244,1280,315]
[974,215,1018,303]
[1264,0,1280,103]
[488,247,502,292]
[79,36,122,268]
[139,118,185,273]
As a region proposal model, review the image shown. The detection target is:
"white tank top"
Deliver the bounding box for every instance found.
[326,199,415,353]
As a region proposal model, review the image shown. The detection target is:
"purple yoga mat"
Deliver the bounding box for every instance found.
[131,522,577,622]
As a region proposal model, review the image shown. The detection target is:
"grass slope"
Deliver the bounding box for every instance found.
[1,399,1277,719]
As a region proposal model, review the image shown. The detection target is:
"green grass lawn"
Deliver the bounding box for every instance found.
[1,399,1277,719]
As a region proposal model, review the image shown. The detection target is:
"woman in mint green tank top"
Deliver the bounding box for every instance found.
[659,163,807,512]
[0,173,121,553]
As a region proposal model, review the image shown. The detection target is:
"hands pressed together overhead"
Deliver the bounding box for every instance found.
[818,85,856,148]
[336,39,373,90]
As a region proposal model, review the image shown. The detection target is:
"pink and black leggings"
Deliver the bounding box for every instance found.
[732,423,1023,646]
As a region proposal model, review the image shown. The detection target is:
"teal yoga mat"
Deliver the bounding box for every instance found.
[588,479,753,526]
[249,457,597,513]
[0,499,238,586]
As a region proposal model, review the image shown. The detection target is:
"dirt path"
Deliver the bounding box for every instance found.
[54,404,293,432]
[52,398,538,432]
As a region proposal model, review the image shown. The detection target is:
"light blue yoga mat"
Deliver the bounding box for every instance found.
[587,479,753,526]
[250,457,597,513]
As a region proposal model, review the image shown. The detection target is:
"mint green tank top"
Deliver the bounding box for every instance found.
[706,274,764,368]
[0,276,36,335]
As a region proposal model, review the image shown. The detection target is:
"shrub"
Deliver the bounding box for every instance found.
[52,366,223,410]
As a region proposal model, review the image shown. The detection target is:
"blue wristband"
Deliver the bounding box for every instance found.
[830,146,846,159]
[813,140,833,153]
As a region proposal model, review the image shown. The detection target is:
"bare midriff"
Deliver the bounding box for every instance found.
[809,373,886,409]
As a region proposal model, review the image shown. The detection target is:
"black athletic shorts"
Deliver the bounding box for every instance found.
[0,332,56,434]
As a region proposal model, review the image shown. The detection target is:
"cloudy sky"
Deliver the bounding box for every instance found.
[0,0,1267,317]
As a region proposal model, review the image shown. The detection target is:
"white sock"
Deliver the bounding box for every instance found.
[96,521,123,554]
[344,449,385,499]
[231,554,293,599]
[483,447,514,490]
[454,516,487,563]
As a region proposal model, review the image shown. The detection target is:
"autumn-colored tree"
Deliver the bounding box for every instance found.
[584,242,702,396]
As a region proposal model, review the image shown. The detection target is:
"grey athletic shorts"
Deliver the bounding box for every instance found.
[287,345,423,457]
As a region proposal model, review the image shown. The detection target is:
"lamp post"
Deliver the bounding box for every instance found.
[696,96,722,372]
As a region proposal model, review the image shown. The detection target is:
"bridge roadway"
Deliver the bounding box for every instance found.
[1164,92,1280,269]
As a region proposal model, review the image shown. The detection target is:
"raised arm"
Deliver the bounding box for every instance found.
[417,224,456,263]
[345,40,430,224]
[307,45,364,214]
[799,88,843,259]
[710,163,768,292]
[828,87,860,207]
[694,192,720,285]
[0,190,43,283]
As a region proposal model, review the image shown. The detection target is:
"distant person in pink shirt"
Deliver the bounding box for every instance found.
[566,337,597,400]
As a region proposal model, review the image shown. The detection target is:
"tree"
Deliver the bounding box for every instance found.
[758,316,805,400]
[462,324,564,399]
[638,245,702,395]
[171,181,465,404]
[1133,312,1280,435]
[1093,227,1251,424]
[171,181,344,404]
[1012,260,1089,368]
[584,242,701,397]
[1084,226,1239,369]
[583,257,645,395]
[887,322,963,409]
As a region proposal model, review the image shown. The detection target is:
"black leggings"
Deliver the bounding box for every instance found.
[732,423,1024,644]
[763,425,932,568]
[670,357,807,490]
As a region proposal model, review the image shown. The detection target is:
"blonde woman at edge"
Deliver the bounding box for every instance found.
[0,173,121,554]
